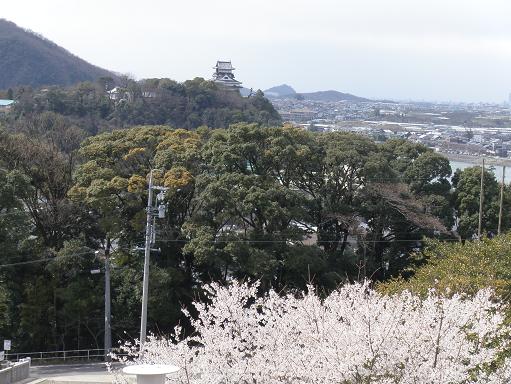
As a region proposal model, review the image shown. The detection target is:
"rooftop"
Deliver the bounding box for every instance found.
[214,61,234,71]
[0,99,14,106]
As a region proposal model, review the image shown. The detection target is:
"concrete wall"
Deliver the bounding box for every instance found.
[0,360,30,384]
[0,367,11,384]
[11,361,29,383]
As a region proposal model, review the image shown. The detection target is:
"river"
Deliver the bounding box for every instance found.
[450,159,510,182]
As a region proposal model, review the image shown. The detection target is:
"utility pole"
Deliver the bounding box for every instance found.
[139,171,168,349]
[104,246,112,361]
[93,247,112,362]
[498,166,506,235]
[478,158,485,240]
[140,171,154,348]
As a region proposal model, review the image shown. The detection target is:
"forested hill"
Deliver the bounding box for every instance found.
[3,77,282,134]
[0,19,114,89]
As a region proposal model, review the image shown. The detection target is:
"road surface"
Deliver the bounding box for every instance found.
[31,363,112,378]
[28,362,123,382]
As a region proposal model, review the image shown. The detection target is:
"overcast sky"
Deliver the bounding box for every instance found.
[3,0,511,102]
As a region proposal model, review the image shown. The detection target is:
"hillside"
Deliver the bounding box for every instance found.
[0,19,115,89]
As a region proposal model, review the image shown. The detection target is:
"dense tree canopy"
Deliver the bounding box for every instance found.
[0,118,505,354]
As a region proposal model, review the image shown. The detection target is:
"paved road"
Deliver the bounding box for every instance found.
[31,362,116,378]
[25,363,122,383]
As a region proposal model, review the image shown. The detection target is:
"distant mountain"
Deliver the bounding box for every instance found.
[264,84,296,98]
[0,19,115,89]
[264,84,369,102]
[300,90,369,102]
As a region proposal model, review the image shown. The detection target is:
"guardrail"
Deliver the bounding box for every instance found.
[5,349,109,362]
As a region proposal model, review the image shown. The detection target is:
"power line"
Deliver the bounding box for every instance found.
[132,238,461,244]
[0,235,476,270]
[0,257,56,268]
[0,248,128,269]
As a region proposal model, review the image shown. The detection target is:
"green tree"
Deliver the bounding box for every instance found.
[379,234,511,299]
[69,126,204,337]
[453,166,499,238]
[0,168,47,350]
[0,127,87,249]
[187,124,311,290]
[402,151,453,227]
[22,241,100,351]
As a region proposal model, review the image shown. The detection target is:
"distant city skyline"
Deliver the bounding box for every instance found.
[3,0,511,103]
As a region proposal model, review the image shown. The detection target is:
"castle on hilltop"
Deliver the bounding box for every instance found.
[212,60,242,90]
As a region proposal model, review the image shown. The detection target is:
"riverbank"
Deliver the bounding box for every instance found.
[439,152,511,167]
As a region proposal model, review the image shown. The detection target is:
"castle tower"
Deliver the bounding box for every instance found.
[212,60,242,89]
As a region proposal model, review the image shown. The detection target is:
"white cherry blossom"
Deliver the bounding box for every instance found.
[113,281,511,384]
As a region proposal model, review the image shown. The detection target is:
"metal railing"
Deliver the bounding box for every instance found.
[5,349,109,362]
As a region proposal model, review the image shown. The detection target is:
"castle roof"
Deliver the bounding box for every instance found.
[214,61,234,71]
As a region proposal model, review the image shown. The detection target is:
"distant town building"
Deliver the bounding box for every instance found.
[107,87,134,102]
[279,109,317,123]
[212,61,242,90]
[107,87,123,101]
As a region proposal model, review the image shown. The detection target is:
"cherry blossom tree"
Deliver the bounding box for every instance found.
[113,282,511,384]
